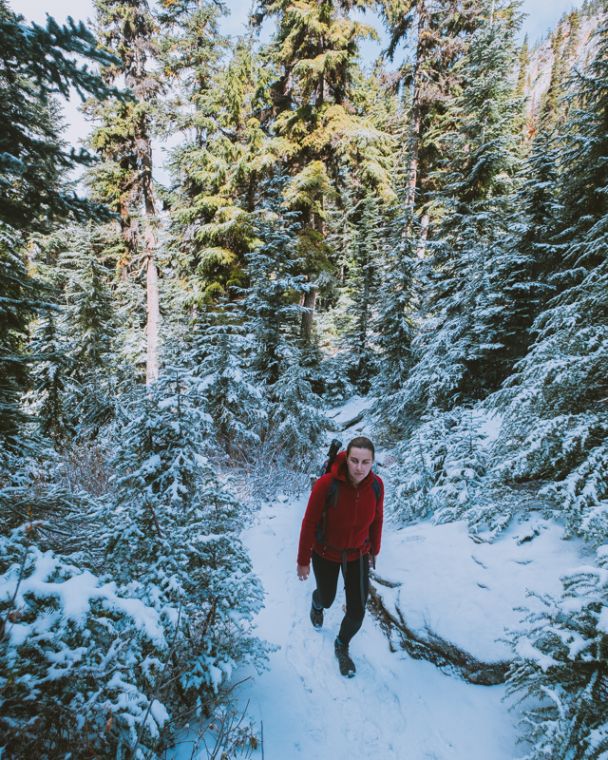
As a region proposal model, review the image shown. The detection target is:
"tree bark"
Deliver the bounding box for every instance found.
[140,134,160,386]
[300,287,317,344]
[405,0,426,214]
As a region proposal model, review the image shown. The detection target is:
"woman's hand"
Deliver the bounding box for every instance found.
[297,564,310,581]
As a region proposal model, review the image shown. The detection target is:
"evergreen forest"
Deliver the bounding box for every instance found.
[1,0,607,756]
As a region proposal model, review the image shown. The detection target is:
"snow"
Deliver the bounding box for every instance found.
[219,495,525,760]
[1,547,166,645]
[149,699,170,728]
[598,606,608,634]
[327,395,374,429]
[376,516,586,662]
[168,398,599,760]
[475,408,502,446]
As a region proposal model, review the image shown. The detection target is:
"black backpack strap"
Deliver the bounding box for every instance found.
[371,477,382,503]
[316,478,339,544]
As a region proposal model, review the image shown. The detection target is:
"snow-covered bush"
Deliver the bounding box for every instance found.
[506,544,608,759]
[105,373,268,713]
[0,528,171,758]
[391,407,506,534]
[544,442,608,547]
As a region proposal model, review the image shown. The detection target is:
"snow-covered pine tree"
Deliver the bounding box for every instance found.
[28,308,71,445]
[0,228,37,454]
[0,525,173,758]
[390,406,497,533]
[506,544,608,760]
[494,126,564,375]
[54,225,116,438]
[191,302,266,462]
[266,354,329,467]
[244,194,308,389]
[490,9,608,544]
[337,192,383,394]
[105,370,267,718]
[372,203,416,440]
[398,0,522,418]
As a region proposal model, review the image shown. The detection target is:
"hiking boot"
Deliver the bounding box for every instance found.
[310,597,323,629]
[334,637,356,678]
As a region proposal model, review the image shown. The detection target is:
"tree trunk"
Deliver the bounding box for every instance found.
[405,0,426,214]
[299,210,323,343]
[141,139,160,386]
[145,250,160,385]
[300,287,317,343]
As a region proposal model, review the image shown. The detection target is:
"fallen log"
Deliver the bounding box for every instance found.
[368,578,511,686]
[340,410,366,431]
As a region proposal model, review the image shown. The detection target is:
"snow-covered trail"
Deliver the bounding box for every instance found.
[239,492,521,760]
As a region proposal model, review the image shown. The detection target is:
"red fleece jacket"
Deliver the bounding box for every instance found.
[297,451,384,566]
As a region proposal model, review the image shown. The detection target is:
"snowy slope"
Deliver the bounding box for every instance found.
[377,516,588,662]
[234,494,522,760]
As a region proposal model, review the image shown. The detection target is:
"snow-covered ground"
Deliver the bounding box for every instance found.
[173,398,591,759]
[378,517,587,662]
[235,493,522,760]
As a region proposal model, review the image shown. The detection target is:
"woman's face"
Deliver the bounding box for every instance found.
[346,446,374,485]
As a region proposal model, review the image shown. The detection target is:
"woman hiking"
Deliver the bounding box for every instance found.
[296,436,384,677]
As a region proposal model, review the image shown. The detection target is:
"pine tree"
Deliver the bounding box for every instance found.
[266,356,329,466]
[378,0,481,230]
[0,526,173,757]
[106,371,267,713]
[0,2,115,454]
[256,0,394,342]
[29,308,71,445]
[539,25,568,130]
[388,0,522,422]
[191,304,266,461]
[372,207,416,438]
[244,197,308,388]
[337,192,383,393]
[506,544,608,759]
[88,0,162,384]
[0,1,115,233]
[0,229,36,453]
[496,126,564,373]
[162,13,269,304]
[490,10,608,543]
[57,226,116,436]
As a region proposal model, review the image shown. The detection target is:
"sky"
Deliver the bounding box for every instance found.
[9,0,586,175]
[10,0,586,43]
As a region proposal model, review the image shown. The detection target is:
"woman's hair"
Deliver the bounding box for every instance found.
[346,436,375,459]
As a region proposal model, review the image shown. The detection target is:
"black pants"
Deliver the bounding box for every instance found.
[312,551,369,645]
